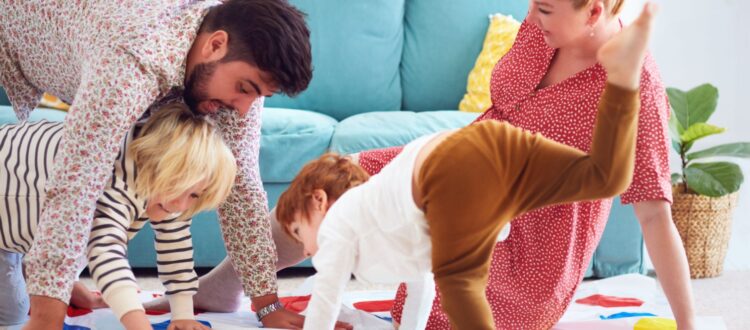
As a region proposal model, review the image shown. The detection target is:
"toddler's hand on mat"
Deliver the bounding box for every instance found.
[167,319,211,330]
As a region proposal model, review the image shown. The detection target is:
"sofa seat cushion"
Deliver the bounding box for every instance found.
[0,106,67,124]
[329,110,479,155]
[260,107,337,183]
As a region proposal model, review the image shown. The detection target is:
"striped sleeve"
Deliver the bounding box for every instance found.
[86,128,146,320]
[151,217,198,320]
[87,186,141,320]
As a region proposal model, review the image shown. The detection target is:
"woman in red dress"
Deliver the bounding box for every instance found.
[358,1,695,329]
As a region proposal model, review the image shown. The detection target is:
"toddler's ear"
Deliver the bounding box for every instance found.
[311,189,329,211]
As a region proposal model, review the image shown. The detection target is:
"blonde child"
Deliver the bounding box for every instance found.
[0,103,236,330]
[275,4,657,329]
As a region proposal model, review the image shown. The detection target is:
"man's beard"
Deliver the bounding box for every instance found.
[184,61,218,113]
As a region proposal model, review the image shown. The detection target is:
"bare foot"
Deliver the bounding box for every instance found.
[70,281,108,309]
[598,2,658,89]
[142,294,170,312]
[143,258,244,313]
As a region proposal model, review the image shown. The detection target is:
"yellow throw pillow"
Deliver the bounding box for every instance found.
[39,93,70,111]
[459,14,521,113]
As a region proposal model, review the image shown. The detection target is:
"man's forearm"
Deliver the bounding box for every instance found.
[23,296,68,330]
[635,200,696,329]
[251,293,279,310]
[213,101,278,298]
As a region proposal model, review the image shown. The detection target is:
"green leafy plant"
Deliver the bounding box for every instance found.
[668,83,750,197]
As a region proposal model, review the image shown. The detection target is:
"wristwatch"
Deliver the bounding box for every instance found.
[257,301,283,321]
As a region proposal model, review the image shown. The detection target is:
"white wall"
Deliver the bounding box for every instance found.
[621,0,750,270]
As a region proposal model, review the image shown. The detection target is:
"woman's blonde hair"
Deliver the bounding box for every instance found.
[572,0,624,16]
[128,103,237,220]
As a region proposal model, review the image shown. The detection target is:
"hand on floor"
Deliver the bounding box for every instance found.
[166,319,211,330]
[261,308,305,329]
[260,308,353,330]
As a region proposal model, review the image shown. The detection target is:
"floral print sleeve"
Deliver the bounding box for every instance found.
[24,48,161,303]
[1,0,276,302]
[212,98,277,297]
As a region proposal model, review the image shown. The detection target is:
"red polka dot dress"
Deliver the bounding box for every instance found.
[358,20,673,329]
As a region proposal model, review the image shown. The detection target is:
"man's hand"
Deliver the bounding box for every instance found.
[22,295,67,330]
[260,308,353,330]
[167,319,211,330]
[253,293,353,330]
[260,308,305,329]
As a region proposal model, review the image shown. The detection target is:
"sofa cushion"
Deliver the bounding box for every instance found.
[0,106,337,184]
[329,110,479,155]
[260,108,338,183]
[265,0,406,120]
[128,210,228,268]
[0,87,10,106]
[591,197,646,277]
[0,106,66,124]
[401,0,528,111]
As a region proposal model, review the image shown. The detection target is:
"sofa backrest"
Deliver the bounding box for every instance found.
[265,0,407,120]
[401,0,528,111]
[0,2,530,118]
[267,0,529,119]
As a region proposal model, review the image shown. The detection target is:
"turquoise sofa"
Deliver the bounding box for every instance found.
[0,0,644,278]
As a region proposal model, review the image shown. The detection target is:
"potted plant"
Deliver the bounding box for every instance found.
[668,83,750,278]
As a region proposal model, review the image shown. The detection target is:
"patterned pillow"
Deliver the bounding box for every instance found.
[459,14,520,113]
[39,93,70,111]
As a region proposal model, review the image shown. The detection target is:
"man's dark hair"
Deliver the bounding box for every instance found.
[201,0,312,96]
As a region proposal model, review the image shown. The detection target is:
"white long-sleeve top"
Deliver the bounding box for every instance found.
[304,133,440,330]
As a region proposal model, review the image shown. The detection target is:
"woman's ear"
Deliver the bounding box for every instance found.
[587,0,606,25]
[311,189,329,211]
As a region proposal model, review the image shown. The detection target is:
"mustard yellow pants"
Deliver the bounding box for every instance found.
[418,84,640,329]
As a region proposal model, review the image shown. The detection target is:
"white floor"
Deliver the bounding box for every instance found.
[93,268,749,329]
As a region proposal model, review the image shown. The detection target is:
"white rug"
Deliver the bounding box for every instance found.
[4,274,726,329]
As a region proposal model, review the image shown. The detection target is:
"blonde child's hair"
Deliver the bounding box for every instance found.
[276,153,370,239]
[128,103,237,220]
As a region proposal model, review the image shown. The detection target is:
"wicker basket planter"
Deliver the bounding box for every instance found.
[671,184,739,278]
